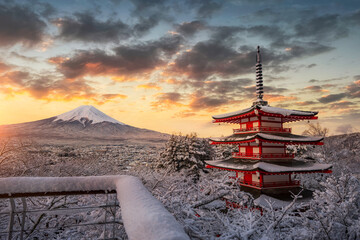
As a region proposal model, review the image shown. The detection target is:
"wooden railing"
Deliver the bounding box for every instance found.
[0,176,190,240]
[232,152,294,159]
[233,127,291,134]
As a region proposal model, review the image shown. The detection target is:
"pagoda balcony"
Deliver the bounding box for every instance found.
[233,127,291,134]
[232,152,294,159]
[238,179,300,189]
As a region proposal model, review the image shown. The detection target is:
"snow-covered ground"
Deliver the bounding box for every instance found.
[0,133,359,239]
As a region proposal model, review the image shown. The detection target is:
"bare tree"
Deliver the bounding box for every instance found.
[302,122,329,137]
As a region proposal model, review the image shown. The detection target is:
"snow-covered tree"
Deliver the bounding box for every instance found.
[303,173,360,240]
[156,133,213,181]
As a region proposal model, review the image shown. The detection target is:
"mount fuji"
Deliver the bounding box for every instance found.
[0,105,168,144]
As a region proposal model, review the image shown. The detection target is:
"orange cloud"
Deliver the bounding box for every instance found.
[0,70,127,105]
[150,92,184,110]
[137,83,162,90]
[266,94,297,102]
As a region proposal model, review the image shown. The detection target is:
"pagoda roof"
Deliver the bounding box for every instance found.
[212,105,318,122]
[205,158,332,173]
[210,132,323,145]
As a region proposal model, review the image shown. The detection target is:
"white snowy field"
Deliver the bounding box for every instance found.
[0,133,359,239]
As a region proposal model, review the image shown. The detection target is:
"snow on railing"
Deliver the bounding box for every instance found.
[0,175,189,240]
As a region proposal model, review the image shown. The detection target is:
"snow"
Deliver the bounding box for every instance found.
[258,133,323,142]
[206,160,332,172]
[260,106,317,117]
[212,105,317,119]
[210,133,323,143]
[212,106,253,119]
[54,105,125,125]
[254,195,289,209]
[116,176,190,240]
[0,175,189,240]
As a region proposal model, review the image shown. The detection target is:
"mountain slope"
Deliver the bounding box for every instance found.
[0,105,168,143]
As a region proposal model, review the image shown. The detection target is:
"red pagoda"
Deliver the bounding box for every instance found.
[206,46,332,194]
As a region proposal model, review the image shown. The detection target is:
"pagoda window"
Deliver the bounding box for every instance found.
[262,147,285,154]
[263,174,289,182]
[262,121,282,127]
[241,123,246,129]
[241,118,249,123]
[253,147,260,153]
[253,122,259,127]
[262,116,281,122]
[252,172,260,182]
[250,117,258,121]
[239,147,246,153]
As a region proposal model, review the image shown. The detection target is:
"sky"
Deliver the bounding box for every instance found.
[0,0,359,137]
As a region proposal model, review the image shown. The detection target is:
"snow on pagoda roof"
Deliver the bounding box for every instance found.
[205,159,332,173]
[210,132,323,143]
[212,105,318,120]
[212,106,254,119]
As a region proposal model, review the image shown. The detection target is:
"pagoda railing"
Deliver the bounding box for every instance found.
[238,179,300,188]
[232,152,294,159]
[233,127,291,134]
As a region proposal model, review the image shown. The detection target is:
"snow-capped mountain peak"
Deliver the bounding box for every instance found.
[54,105,125,125]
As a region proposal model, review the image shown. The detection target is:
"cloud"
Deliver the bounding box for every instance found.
[0,3,46,46]
[133,14,164,36]
[296,101,317,106]
[329,101,355,109]
[10,52,38,62]
[187,0,223,18]
[307,63,317,68]
[175,21,206,37]
[346,80,360,98]
[265,94,297,102]
[203,78,253,94]
[168,41,254,80]
[294,14,348,41]
[0,62,11,73]
[173,110,197,118]
[137,83,162,90]
[0,70,125,104]
[318,93,347,103]
[53,12,131,42]
[336,124,354,134]
[151,92,184,110]
[50,34,184,79]
[304,85,329,92]
[189,94,229,110]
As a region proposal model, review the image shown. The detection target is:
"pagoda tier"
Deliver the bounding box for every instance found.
[205,159,332,190]
[212,105,318,124]
[210,133,323,145]
[206,46,332,192]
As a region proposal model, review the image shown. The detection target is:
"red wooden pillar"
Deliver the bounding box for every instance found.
[288,174,291,183]
[259,141,262,158]
[259,173,263,188]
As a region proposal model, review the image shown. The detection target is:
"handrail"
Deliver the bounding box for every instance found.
[0,176,189,240]
[233,127,291,134]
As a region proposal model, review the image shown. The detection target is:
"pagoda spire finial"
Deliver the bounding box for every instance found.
[253,46,268,106]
